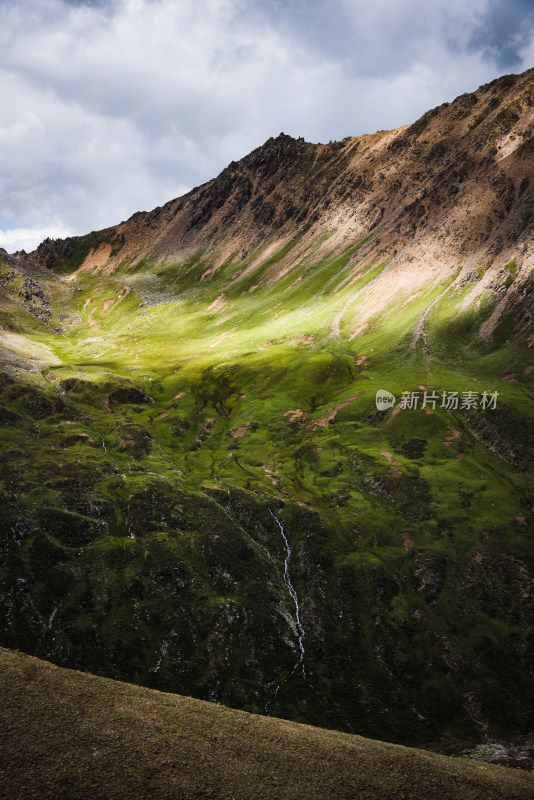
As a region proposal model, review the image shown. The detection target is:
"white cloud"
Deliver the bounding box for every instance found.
[0,0,532,253]
[0,225,72,253]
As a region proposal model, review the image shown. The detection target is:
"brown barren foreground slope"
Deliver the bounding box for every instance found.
[1,648,533,800]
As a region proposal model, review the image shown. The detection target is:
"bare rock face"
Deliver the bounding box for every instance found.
[27,69,534,329]
[0,250,55,327]
[17,278,51,322]
[35,237,63,270]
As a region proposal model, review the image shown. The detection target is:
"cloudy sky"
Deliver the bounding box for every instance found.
[0,0,533,252]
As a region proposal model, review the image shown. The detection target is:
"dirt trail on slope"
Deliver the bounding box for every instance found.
[330,267,390,339]
[311,392,366,428]
[412,270,465,353]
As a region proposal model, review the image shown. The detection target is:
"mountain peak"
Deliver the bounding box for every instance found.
[31,67,534,321]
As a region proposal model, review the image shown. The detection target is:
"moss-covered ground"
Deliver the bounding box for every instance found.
[1,242,533,749]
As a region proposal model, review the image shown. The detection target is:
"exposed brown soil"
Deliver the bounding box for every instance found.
[118,437,136,449]
[208,294,227,311]
[348,323,369,340]
[284,409,308,424]
[311,392,366,428]
[262,465,280,485]
[78,433,96,444]
[230,424,250,438]
[401,532,415,551]
[444,427,462,446]
[80,242,112,271]
[381,451,401,466]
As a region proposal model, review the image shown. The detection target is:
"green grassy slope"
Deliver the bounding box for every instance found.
[1,646,533,800]
[1,238,533,750]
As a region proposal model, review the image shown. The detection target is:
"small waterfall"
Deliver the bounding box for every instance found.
[200,492,307,713]
[102,439,107,452]
[269,510,305,676]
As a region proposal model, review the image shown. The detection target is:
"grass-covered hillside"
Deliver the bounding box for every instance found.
[2,646,534,800]
[1,211,533,751]
[1,68,534,755]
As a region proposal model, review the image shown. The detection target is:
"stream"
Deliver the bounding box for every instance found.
[201,492,307,710]
[269,510,305,677]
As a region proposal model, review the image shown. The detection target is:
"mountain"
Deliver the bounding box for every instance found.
[0,68,533,755]
[33,68,534,332]
[2,646,534,800]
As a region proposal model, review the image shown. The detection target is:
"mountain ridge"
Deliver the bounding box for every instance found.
[29,67,534,341]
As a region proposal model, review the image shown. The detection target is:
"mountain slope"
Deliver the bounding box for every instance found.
[0,69,533,750]
[34,69,534,334]
[1,646,534,800]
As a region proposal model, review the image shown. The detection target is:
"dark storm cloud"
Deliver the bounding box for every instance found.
[0,0,533,251]
[245,0,534,75]
[469,0,534,68]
